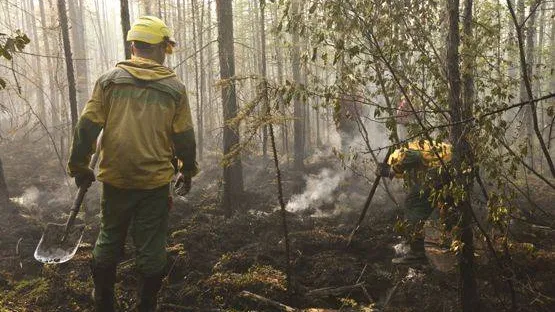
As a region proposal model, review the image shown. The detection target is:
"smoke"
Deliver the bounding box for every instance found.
[286,168,346,212]
[10,186,40,209]
[328,127,342,150]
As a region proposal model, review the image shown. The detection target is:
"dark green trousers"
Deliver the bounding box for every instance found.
[402,184,434,242]
[92,183,169,275]
[404,185,433,225]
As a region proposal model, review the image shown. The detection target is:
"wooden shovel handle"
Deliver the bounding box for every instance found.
[62,186,89,238]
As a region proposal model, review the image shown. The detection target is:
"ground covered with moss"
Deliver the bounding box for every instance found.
[0,141,554,311]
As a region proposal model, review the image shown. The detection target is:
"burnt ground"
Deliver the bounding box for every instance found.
[0,140,554,312]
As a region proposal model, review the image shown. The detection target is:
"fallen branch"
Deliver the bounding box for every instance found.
[306,282,366,298]
[239,290,298,312]
[158,303,196,311]
[381,281,401,308]
[16,237,22,269]
[159,303,223,312]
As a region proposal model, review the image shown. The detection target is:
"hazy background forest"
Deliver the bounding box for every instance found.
[0,0,554,311]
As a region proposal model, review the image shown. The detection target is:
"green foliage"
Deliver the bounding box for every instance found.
[0,30,30,90]
[273,2,554,278]
[0,30,30,61]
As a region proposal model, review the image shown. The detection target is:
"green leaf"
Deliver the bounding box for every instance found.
[311,47,317,62]
[21,34,31,44]
[2,48,12,60]
[309,1,317,13]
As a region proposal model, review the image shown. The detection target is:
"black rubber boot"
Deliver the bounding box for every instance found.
[137,273,164,312]
[392,238,427,265]
[90,262,116,312]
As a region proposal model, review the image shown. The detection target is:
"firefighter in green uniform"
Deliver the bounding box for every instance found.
[67,16,198,312]
[378,140,452,264]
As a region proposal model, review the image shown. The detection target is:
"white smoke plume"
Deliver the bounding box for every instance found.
[286,168,346,212]
[10,186,40,209]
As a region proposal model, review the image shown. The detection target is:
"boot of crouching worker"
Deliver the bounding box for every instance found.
[392,237,428,265]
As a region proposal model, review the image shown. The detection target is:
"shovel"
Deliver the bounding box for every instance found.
[34,133,102,264]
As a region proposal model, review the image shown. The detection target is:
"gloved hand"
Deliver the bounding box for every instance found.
[376,163,394,179]
[174,173,192,197]
[74,168,96,188]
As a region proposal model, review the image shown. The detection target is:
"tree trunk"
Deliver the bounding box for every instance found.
[550,1,555,152]
[302,64,310,152]
[39,0,59,134]
[94,0,109,71]
[68,0,89,112]
[217,0,244,215]
[0,157,10,211]
[259,0,269,158]
[517,0,526,106]
[58,0,79,131]
[28,0,46,124]
[524,1,537,167]
[536,2,545,173]
[206,0,216,142]
[120,0,132,60]
[175,0,184,80]
[141,0,153,14]
[129,0,135,19]
[181,0,189,87]
[508,0,555,177]
[50,0,68,158]
[291,0,304,170]
[273,5,288,157]
[447,0,480,310]
[191,0,204,161]
[197,0,206,160]
[163,0,173,68]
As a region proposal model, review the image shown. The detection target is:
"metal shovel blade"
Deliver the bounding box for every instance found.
[34,222,85,264]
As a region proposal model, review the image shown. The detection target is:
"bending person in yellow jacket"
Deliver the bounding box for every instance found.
[67,16,198,312]
[378,140,452,264]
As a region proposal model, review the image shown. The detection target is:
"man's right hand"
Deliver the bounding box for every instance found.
[376,163,394,179]
[74,168,96,188]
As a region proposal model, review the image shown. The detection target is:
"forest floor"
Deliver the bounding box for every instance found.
[0,140,554,312]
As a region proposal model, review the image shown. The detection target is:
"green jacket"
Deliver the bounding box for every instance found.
[68,56,198,189]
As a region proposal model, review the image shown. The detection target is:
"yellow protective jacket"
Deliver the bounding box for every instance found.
[67,56,198,189]
[387,140,452,178]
